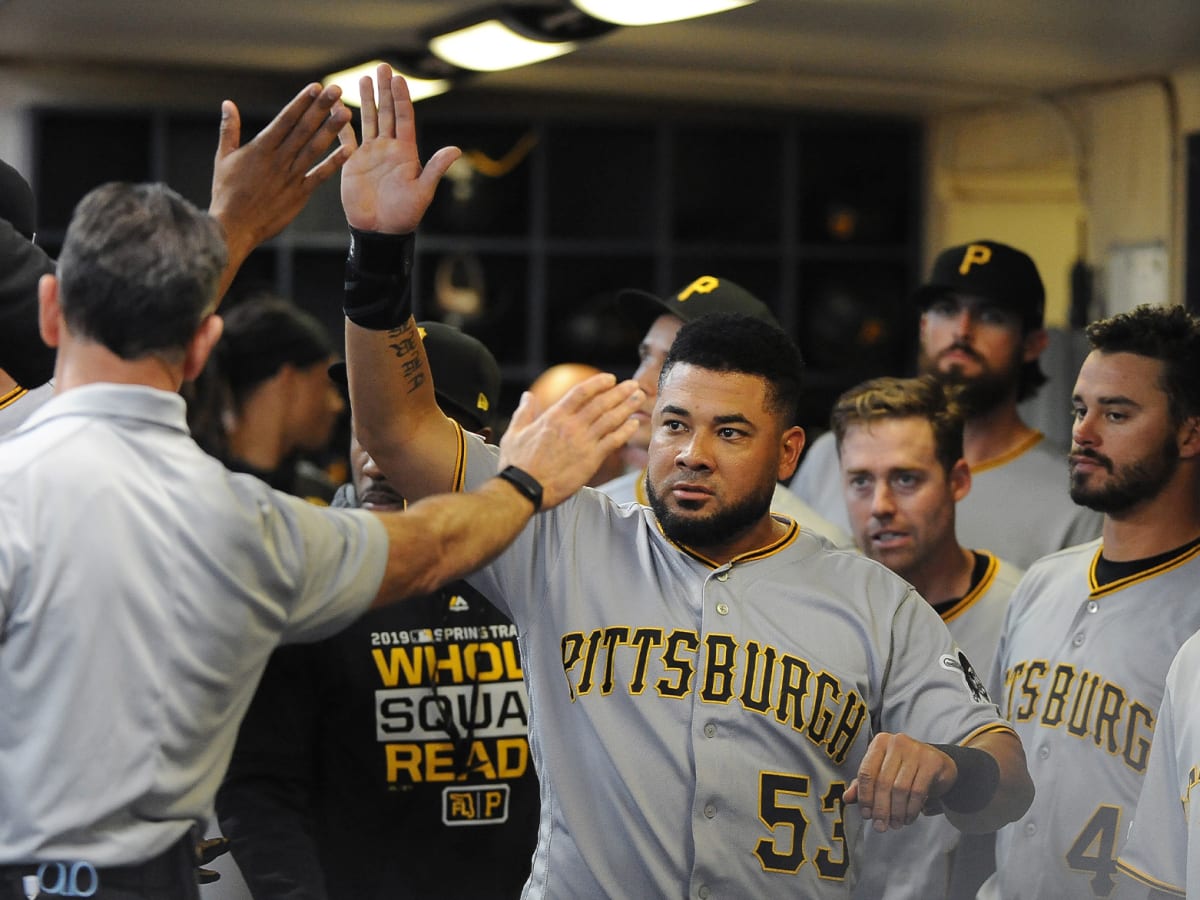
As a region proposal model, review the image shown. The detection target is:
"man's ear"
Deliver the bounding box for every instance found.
[1177,415,1200,461]
[949,457,972,502]
[37,273,62,348]
[1022,327,1049,363]
[778,425,806,482]
[182,314,224,382]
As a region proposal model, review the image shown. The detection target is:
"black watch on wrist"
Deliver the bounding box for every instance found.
[496,465,544,513]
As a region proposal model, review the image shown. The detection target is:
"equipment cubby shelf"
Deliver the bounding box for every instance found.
[32,96,922,428]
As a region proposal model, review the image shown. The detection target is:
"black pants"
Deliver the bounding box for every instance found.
[0,835,199,900]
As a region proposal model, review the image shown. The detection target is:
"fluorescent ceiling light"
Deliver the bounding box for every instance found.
[323,61,451,105]
[429,19,576,72]
[571,0,756,26]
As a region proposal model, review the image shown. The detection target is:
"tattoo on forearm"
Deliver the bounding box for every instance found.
[386,321,427,394]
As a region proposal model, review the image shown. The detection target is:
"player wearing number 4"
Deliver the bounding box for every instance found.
[335,64,1034,898]
[981,304,1200,900]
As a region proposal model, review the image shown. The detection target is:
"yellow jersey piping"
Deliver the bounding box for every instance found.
[0,385,27,411]
[1114,859,1184,896]
[940,551,999,624]
[970,431,1045,474]
[1088,541,1200,598]
[655,514,801,570]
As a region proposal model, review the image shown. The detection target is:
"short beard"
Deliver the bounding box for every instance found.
[918,347,1019,417]
[1069,437,1179,514]
[646,475,776,551]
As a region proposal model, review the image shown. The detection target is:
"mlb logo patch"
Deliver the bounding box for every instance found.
[443,783,510,826]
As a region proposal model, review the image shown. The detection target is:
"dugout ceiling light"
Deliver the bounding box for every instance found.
[324,59,453,107]
[569,0,756,26]
[323,0,752,101]
[428,4,615,73]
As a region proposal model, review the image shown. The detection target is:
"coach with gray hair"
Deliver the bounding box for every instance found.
[0,180,640,900]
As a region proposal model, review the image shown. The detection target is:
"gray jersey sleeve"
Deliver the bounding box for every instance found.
[878,585,1005,746]
[1116,635,1198,898]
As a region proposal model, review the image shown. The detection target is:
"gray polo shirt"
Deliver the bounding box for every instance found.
[0,384,387,866]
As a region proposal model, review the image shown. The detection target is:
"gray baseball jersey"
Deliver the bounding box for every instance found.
[454,428,1012,899]
[981,538,1200,899]
[598,465,856,548]
[792,430,1102,569]
[855,551,1023,900]
[1115,630,1200,898]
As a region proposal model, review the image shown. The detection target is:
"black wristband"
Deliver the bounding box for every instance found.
[343,228,415,330]
[933,743,1001,814]
[495,465,544,513]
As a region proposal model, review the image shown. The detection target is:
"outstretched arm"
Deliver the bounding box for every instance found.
[336,64,464,497]
[209,82,354,301]
[844,728,1033,835]
[368,378,641,607]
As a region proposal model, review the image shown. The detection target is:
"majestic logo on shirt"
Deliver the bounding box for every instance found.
[940,651,991,704]
[448,594,471,613]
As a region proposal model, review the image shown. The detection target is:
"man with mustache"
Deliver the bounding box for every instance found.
[218,323,541,900]
[599,275,854,548]
[793,240,1101,568]
[982,303,1200,899]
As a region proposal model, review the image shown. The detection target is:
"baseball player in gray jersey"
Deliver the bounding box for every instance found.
[599,275,854,548]
[1114,630,1200,899]
[981,304,1200,900]
[335,65,1035,899]
[831,375,1023,900]
[793,241,1101,568]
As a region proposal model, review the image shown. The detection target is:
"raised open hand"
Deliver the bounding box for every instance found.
[340,63,461,234]
[498,374,642,510]
[210,83,352,266]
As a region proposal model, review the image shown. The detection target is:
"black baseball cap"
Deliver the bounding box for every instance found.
[617,275,780,328]
[911,240,1045,331]
[0,159,36,240]
[329,321,501,432]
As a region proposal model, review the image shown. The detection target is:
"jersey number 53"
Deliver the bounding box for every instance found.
[755,772,850,880]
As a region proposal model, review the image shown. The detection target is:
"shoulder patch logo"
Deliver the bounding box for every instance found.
[940,651,991,704]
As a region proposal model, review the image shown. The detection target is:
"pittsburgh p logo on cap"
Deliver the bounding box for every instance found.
[616,276,780,327]
[957,243,993,275]
[913,239,1045,329]
[676,276,722,302]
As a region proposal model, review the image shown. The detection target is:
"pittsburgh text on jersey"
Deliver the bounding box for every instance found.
[1001,659,1154,771]
[561,626,868,764]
